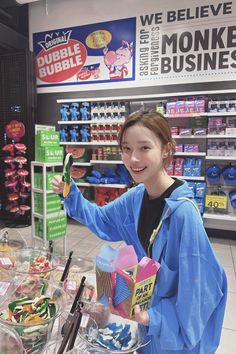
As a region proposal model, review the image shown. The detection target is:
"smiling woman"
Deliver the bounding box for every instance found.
[52,110,227,354]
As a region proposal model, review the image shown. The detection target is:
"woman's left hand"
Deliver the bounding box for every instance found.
[109,299,149,326]
[132,305,150,326]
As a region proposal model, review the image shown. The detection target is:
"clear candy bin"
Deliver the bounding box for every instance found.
[0,247,61,279]
[79,302,150,353]
[0,322,24,354]
[0,275,67,354]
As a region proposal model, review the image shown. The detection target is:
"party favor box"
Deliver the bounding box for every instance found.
[96,244,160,318]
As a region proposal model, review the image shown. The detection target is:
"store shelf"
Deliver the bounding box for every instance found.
[207,134,236,139]
[58,119,125,124]
[206,156,236,161]
[60,141,118,146]
[32,188,55,194]
[173,135,207,139]
[90,160,123,164]
[32,210,66,219]
[73,162,92,166]
[204,213,236,221]
[175,152,206,157]
[31,161,63,167]
[171,176,205,181]
[165,113,204,118]
[205,112,236,116]
[76,182,127,188]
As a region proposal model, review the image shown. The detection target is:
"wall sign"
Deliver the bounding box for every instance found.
[33,18,136,88]
[33,1,236,91]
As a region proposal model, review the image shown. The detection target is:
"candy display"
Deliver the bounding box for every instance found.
[0,277,66,354]
[0,323,24,354]
[0,248,59,278]
[79,313,148,353]
[52,256,95,301]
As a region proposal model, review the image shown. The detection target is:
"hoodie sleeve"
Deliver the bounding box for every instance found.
[63,180,132,242]
[147,203,227,351]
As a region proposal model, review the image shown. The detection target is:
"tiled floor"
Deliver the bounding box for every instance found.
[2,220,236,353]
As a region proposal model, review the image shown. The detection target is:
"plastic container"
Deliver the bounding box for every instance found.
[0,247,61,279]
[79,303,150,353]
[0,323,24,354]
[0,229,25,253]
[51,256,96,301]
[0,275,67,354]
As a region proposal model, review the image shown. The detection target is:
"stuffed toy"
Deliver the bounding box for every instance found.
[59,127,67,142]
[69,126,78,142]
[80,125,90,142]
[60,104,70,121]
[80,102,90,120]
[70,103,79,121]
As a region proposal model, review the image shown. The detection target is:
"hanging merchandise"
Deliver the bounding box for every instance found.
[2,120,31,220]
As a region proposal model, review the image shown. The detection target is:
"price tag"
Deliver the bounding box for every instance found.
[205,195,227,209]
[0,281,10,296]
[0,257,12,266]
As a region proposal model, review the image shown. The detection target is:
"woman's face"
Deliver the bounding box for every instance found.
[121,124,166,187]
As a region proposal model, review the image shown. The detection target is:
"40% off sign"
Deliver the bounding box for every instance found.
[205,195,227,210]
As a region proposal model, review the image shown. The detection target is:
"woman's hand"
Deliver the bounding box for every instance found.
[109,298,149,326]
[51,175,65,194]
[132,305,149,326]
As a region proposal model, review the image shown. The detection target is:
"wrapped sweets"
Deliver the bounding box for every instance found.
[0,278,66,354]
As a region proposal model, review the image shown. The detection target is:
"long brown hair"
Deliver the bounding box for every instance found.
[118,111,176,166]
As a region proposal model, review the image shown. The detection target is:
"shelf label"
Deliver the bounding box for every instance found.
[205,195,227,210]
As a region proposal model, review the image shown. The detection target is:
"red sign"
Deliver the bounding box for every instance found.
[5,120,25,142]
[35,39,87,83]
[77,69,91,81]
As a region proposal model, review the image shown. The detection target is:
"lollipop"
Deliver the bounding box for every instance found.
[15,156,27,168]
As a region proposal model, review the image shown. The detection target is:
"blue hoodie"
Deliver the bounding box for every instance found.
[64,180,227,354]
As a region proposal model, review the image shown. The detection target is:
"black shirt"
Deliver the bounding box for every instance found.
[138,179,183,257]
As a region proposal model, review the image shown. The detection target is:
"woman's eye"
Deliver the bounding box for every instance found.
[142,146,150,151]
[122,146,130,152]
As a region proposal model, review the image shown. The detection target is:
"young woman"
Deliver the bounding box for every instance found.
[52,111,227,354]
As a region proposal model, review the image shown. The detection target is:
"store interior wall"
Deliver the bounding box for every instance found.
[29,0,236,124]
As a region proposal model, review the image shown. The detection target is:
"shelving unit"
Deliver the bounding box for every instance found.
[31,161,67,254]
[56,94,236,233]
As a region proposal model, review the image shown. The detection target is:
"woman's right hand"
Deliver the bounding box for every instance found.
[51,175,65,194]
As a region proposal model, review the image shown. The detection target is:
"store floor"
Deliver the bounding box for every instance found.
[9,219,236,354]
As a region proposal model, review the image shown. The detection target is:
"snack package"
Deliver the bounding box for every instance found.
[96,245,160,318]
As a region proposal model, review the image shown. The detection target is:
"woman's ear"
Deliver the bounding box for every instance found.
[162,143,170,158]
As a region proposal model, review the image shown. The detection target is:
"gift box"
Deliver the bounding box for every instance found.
[96,245,160,318]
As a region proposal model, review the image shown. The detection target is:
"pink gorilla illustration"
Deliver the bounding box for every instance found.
[103,40,133,79]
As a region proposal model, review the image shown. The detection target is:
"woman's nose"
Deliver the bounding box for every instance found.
[130,151,140,162]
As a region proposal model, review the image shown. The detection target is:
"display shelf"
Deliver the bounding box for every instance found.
[204,213,236,221]
[57,93,236,233]
[31,162,63,167]
[31,161,66,254]
[60,141,119,146]
[171,176,205,181]
[90,160,123,165]
[58,119,125,125]
[76,182,127,188]
[205,112,236,116]
[32,210,66,220]
[173,135,207,139]
[175,152,206,157]
[32,187,56,194]
[206,156,236,161]
[165,113,205,118]
[207,134,236,138]
[73,162,92,166]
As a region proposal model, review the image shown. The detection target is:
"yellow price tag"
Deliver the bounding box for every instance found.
[205,195,227,209]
